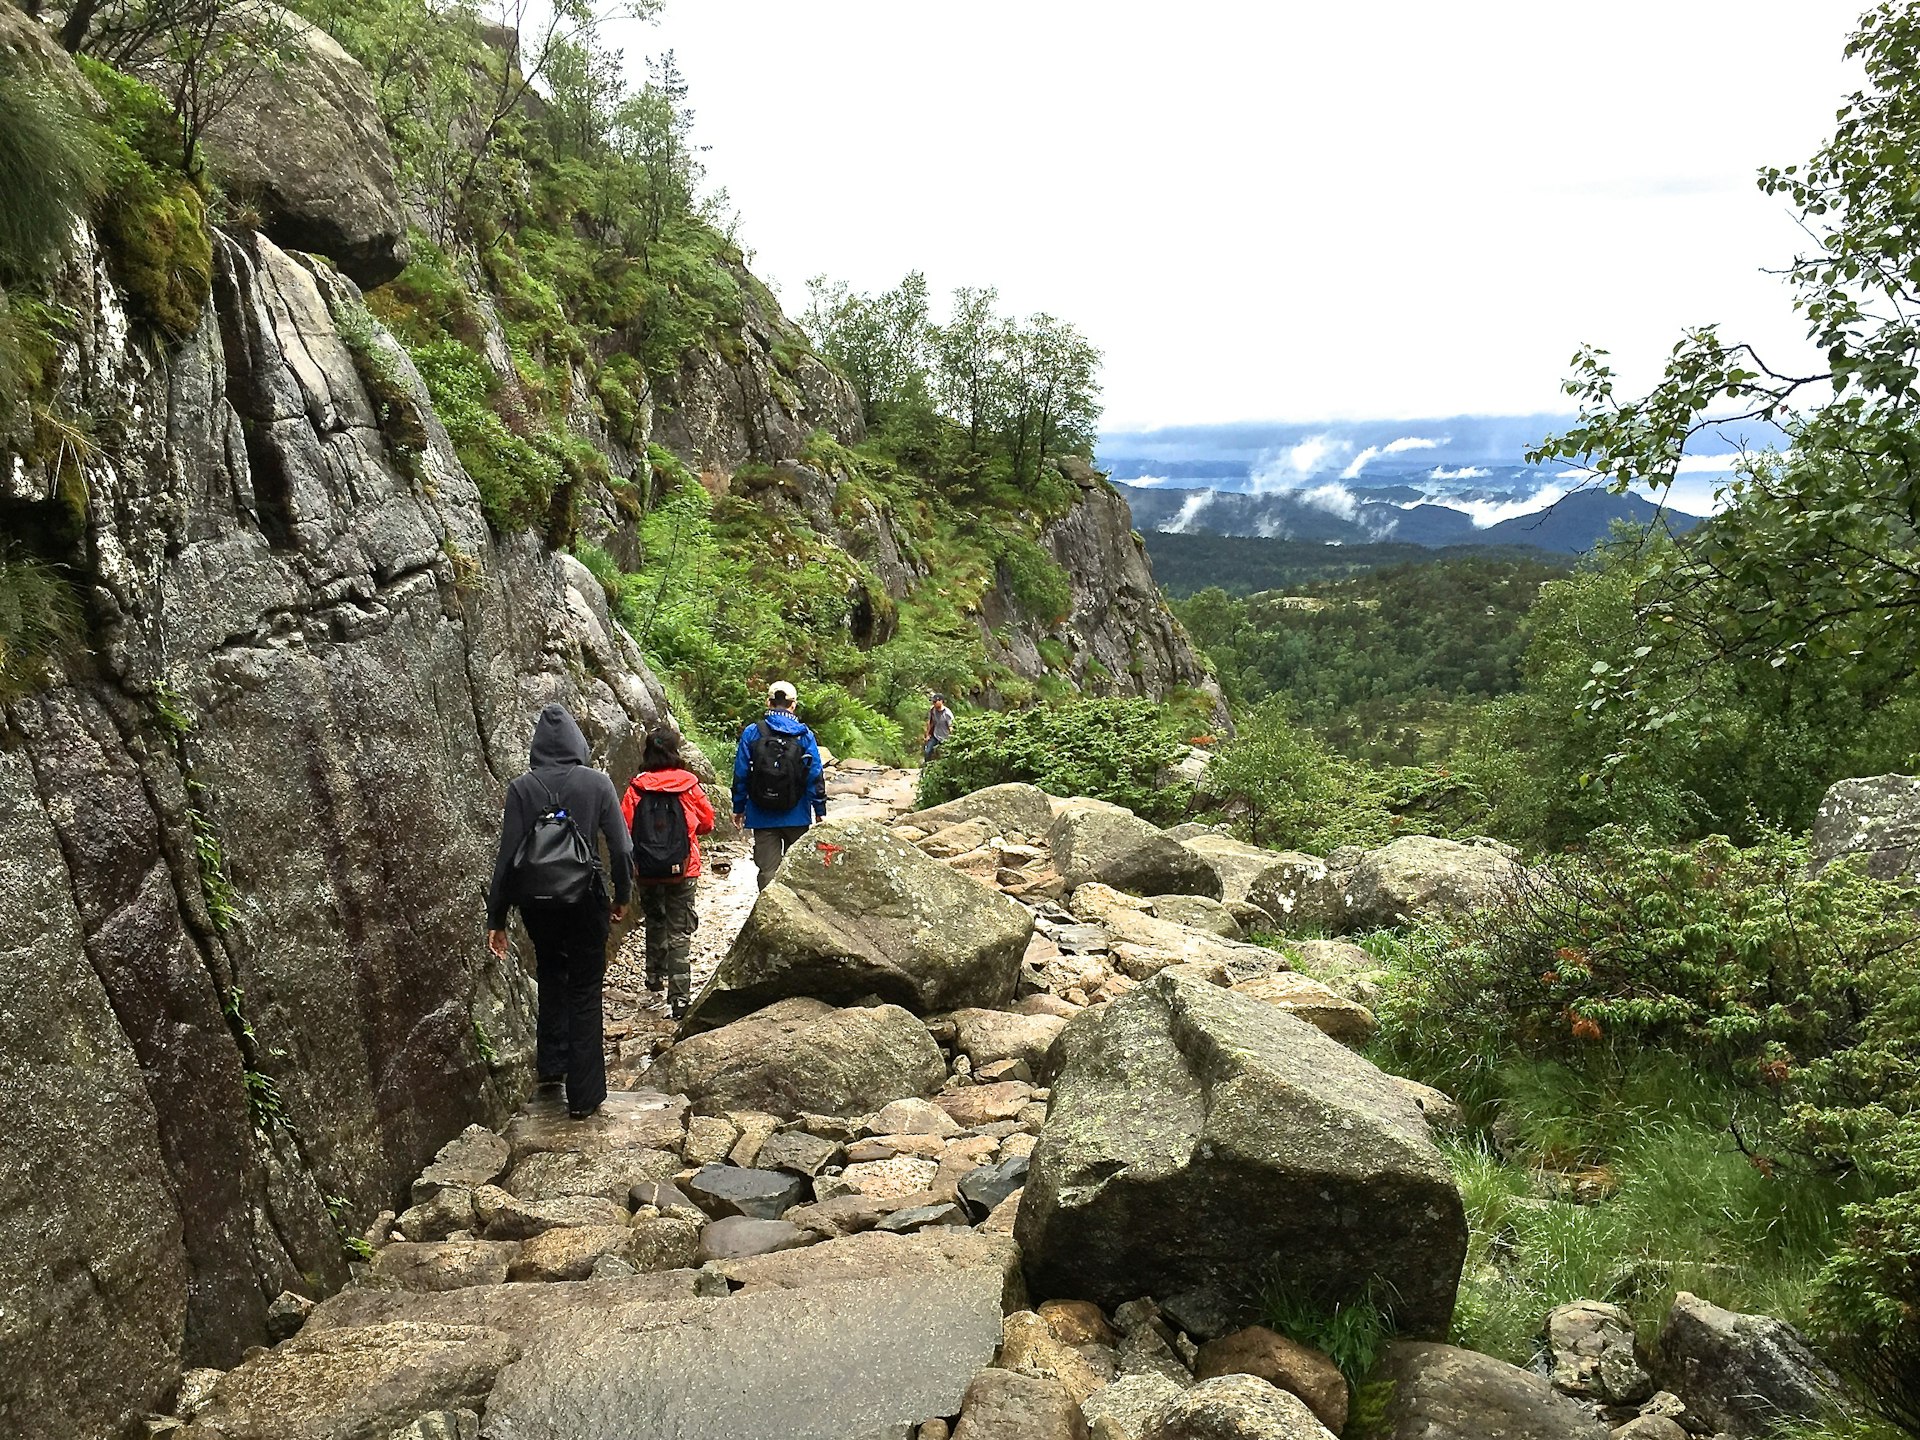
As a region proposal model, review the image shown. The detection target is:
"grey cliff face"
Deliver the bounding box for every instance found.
[0,227,668,1438]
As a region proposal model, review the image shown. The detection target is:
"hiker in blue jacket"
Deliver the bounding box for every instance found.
[732,680,826,890]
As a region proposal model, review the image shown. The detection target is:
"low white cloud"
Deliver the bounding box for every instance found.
[1339,446,1382,480]
[1430,464,1491,480]
[1340,434,1447,480]
[1298,481,1360,520]
[1430,483,1568,528]
[1159,490,1217,534]
[1250,435,1351,492]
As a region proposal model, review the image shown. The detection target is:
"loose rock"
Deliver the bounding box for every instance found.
[688,819,1035,1027]
[646,999,948,1116]
[684,1165,809,1220]
[1374,1342,1609,1439]
[1140,1373,1336,1440]
[368,1240,519,1293]
[1049,800,1223,900]
[1192,1328,1346,1433]
[1018,971,1466,1340]
[696,1215,814,1262]
[1655,1292,1844,1436]
[954,1367,1093,1440]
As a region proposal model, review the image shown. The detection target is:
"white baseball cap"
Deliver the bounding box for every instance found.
[768,680,798,704]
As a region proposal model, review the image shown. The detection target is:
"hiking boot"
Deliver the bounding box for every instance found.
[569,1102,603,1121]
[643,975,665,993]
[669,999,689,1021]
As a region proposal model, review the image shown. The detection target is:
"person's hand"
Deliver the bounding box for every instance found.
[610,903,627,923]
[487,928,509,959]
[732,813,746,830]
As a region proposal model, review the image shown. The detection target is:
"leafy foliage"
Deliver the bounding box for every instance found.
[1202,698,1493,853]
[1365,829,1920,1422]
[803,272,1101,492]
[1525,1,1920,813]
[917,697,1187,822]
[1176,553,1562,766]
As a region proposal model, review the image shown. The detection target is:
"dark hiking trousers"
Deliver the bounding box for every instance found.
[521,900,610,1114]
[639,879,699,1005]
[751,824,810,890]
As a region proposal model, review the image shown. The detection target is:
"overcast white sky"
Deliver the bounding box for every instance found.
[612,2,1865,430]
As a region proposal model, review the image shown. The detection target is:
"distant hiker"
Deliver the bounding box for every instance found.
[621,727,714,1021]
[923,691,954,763]
[732,680,826,890]
[486,704,631,1120]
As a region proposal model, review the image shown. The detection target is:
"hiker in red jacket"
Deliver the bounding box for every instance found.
[620,727,715,1020]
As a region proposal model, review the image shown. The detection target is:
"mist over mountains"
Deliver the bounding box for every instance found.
[1097,414,1777,551]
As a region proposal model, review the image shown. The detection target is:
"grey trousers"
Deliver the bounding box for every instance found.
[751,825,810,889]
[638,879,698,1005]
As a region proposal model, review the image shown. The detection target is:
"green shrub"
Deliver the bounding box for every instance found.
[1256,1275,1393,1391]
[994,533,1072,622]
[1366,831,1920,1415]
[409,338,563,532]
[0,551,83,700]
[0,71,102,283]
[917,696,1187,822]
[80,58,211,340]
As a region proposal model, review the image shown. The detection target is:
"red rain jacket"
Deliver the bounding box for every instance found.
[620,768,716,882]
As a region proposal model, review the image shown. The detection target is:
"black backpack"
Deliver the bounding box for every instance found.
[631,789,691,879]
[509,779,600,908]
[746,725,808,811]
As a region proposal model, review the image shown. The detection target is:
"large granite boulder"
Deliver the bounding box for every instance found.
[685,818,1033,1030]
[1180,835,1319,908]
[1372,1343,1607,1440]
[1017,970,1466,1340]
[1810,773,1920,883]
[646,999,947,1116]
[199,2,410,285]
[1337,836,1522,931]
[903,783,1058,838]
[1655,1292,1844,1435]
[1049,800,1223,900]
[1246,853,1356,934]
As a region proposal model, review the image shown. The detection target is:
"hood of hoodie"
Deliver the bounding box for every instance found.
[528,704,590,769]
[760,709,810,737]
[634,768,702,794]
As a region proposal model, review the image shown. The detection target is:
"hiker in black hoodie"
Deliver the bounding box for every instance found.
[486,704,632,1119]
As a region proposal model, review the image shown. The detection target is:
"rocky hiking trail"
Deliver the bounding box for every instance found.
[604,759,923,1073]
[156,780,1841,1440]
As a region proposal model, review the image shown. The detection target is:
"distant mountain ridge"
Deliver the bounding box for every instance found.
[1118,482,1696,553]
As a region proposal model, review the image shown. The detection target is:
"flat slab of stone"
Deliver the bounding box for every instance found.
[684,1165,809,1219]
[718,1229,1025,1312]
[192,1322,517,1440]
[504,1148,682,1205]
[412,1126,511,1203]
[696,1216,814,1262]
[477,1272,1003,1440]
[504,1091,689,1164]
[370,1240,520,1293]
[476,1189,628,1241]
[305,1274,702,1337]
